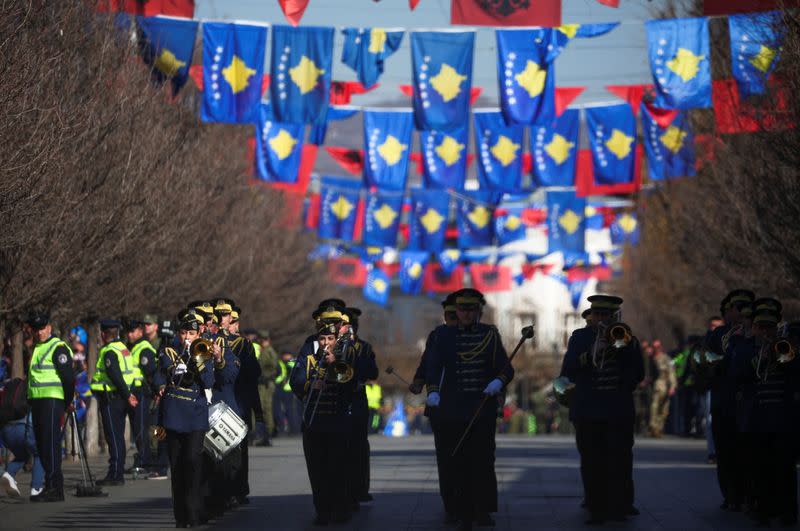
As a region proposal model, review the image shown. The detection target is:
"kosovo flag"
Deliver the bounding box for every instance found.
[437,249,463,275]
[531,108,579,187]
[399,250,429,295]
[363,190,404,247]
[408,188,450,252]
[474,111,524,193]
[641,104,695,181]
[363,268,390,306]
[341,28,404,89]
[137,16,198,95]
[201,22,267,124]
[496,29,559,126]
[646,18,711,109]
[584,205,604,231]
[364,110,414,191]
[309,106,359,145]
[610,213,640,245]
[271,25,334,125]
[495,205,526,246]
[729,12,784,99]
[547,190,585,254]
[254,103,304,183]
[553,22,620,53]
[318,176,361,241]
[420,126,469,190]
[585,103,636,185]
[457,190,497,248]
[411,31,475,131]
[569,278,588,310]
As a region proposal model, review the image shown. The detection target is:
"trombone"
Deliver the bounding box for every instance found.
[592,321,633,368]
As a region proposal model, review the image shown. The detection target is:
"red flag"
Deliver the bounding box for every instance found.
[451,0,560,26]
[522,153,532,175]
[605,84,653,117]
[555,87,586,117]
[694,134,721,171]
[410,152,424,175]
[595,0,619,7]
[352,198,366,242]
[567,266,612,283]
[642,101,679,128]
[576,146,643,197]
[423,264,464,294]
[330,81,376,105]
[521,208,546,226]
[328,258,368,287]
[271,144,317,193]
[188,66,270,95]
[95,0,195,16]
[410,0,422,9]
[325,147,364,176]
[305,193,321,230]
[400,84,482,105]
[712,79,793,134]
[704,0,800,15]
[469,264,512,293]
[376,261,401,278]
[278,0,310,26]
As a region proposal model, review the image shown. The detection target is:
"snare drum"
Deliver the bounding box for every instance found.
[204,401,248,461]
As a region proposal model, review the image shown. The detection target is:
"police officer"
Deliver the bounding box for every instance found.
[25,311,74,502]
[124,316,157,475]
[155,311,215,528]
[291,320,357,525]
[274,351,299,435]
[560,295,644,524]
[344,307,379,507]
[249,329,277,446]
[92,319,137,486]
[703,289,754,511]
[424,288,513,531]
[410,293,458,522]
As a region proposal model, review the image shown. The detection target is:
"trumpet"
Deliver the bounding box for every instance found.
[607,323,632,349]
[190,338,214,365]
[328,329,355,384]
[774,339,796,364]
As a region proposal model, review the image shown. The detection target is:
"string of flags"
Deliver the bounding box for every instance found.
[96,5,793,307]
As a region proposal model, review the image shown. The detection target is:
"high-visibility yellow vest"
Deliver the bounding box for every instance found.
[129,339,155,387]
[275,359,295,392]
[366,383,382,410]
[253,343,262,360]
[28,337,72,400]
[91,341,133,392]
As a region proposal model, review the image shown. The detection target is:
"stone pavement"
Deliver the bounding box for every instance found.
[0,434,764,530]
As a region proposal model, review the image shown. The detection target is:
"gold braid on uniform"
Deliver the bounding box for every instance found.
[458,330,494,361]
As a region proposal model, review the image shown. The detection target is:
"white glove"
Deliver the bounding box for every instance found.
[483,378,503,396]
[174,363,187,376]
[426,392,440,407]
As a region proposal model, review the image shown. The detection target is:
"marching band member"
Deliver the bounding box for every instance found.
[424,288,513,531]
[343,307,379,507]
[560,295,644,525]
[410,293,458,522]
[291,319,357,525]
[154,311,214,528]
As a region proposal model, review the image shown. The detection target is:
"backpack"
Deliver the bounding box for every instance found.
[0,378,30,426]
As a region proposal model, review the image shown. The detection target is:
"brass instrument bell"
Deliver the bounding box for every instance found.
[607,323,632,349]
[774,339,796,364]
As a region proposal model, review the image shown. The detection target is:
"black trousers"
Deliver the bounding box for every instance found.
[125,388,150,469]
[149,407,169,474]
[573,423,588,503]
[575,420,630,518]
[752,432,797,521]
[167,430,205,526]
[712,413,743,505]
[348,411,370,501]
[438,418,498,522]
[30,398,65,492]
[205,446,241,515]
[303,430,351,518]
[430,415,455,516]
[97,393,127,479]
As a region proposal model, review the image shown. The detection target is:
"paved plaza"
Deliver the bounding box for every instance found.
[0,434,760,530]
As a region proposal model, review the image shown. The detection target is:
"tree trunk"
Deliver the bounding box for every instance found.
[85,321,101,456]
[11,325,23,379]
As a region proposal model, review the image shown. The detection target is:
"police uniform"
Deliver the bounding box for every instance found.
[291,320,357,525]
[424,289,513,530]
[154,313,215,528]
[704,289,754,510]
[344,307,379,505]
[92,319,135,485]
[124,317,158,473]
[25,311,74,502]
[732,308,798,525]
[560,295,644,524]
[250,329,277,445]
[412,295,458,521]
